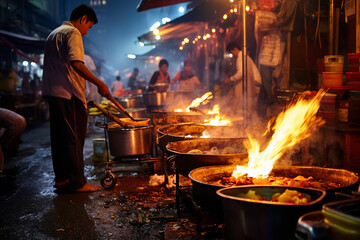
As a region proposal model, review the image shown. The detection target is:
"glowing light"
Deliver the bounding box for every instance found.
[179,6,185,13]
[197,35,201,39]
[127,54,136,59]
[203,36,207,40]
[182,41,185,45]
[162,17,171,24]
[31,62,37,66]
[230,9,234,13]
[229,0,234,2]
[246,5,250,11]
[150,22,160,31]
[232,90,326,179]
[139,42,144,47]
[192,40,196,44]
[234,8,238,13]
[153,29,159,35]
[155,35,161,40]
[179,46,183,50]
[206,34,210,38]
[223,14,228,20]
[155,56,161,61]
[212,28,216,33]
[22,61,28,66]
[184,38,189,43]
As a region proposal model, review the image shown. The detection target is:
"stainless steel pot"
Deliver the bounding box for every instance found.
[143,92,173,107]
[115,96,144,108]
[217,186,326,240]
[107,123,151,157]
[114,108,148,119]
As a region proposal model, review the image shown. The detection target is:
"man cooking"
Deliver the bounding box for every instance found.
[147,59,170,92]
[224,42,261,115]
[171,59,202,95]
[42,4,111,193]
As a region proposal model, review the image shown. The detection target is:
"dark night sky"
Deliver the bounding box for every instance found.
[67,0,186,76]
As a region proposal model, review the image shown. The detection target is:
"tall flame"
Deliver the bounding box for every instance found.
[186,92,213,112]
[232,90,326,179]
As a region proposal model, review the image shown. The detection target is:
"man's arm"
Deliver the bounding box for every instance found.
[71,60,111,99]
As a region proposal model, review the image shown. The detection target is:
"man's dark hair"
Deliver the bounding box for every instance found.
[116,76,121,81]
[70,4,98,24]
[226,42,240,52]
[133,68,139,72]
[159,59,169,68]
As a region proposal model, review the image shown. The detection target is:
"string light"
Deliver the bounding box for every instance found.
[153,29,159,35]
[223,14,228,20]
[212,28,216,33]
[234,8,238,13]
[184,38,189,43]
[179,46,183,50]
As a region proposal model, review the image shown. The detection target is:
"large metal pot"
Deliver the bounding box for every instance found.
[115,95,144,108]
[143,92,173,107]
[157,123,245,152]
[166,138,248,177]
[189,165,360,216]
[217,186,326,240]
[107,122,151,157]
[143,91,195,107]
[114,108,148,119]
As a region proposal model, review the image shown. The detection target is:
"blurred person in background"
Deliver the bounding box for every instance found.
[0,108,26,172]
[128,67,139,90]
[171,59,202,95]
[224,42,261,114]
[148,59,170,92]
[0,63,20,93]
[42,4,111,193]
[111,75,124,97]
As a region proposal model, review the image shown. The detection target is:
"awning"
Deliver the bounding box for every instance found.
[137,0,192,12]
[0,29,45,63]
[138,0,230,44]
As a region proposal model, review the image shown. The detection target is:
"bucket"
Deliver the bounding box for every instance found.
[347,53,360,72]
[324,55,344,72]
[322,72,343,88]
[93,138,108,162]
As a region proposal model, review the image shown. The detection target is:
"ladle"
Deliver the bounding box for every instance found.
[89,101,129,128]
[107,95,142,121]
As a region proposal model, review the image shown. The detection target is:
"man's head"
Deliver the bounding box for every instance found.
[184,59,192,72]
[226,42,241,57]
[159,59,169,73]
[116,76,121,81]
[133,68,139,76]
[70,5,98,36]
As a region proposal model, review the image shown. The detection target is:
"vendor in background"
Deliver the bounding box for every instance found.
[147,59,170,92]
[171,59,202,94]
[127,67,139,90]
[111,75,124,97]
[224,42,261,115]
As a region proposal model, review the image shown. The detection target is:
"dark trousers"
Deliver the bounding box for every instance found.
[46,96,87,189]
[257,65,275,117]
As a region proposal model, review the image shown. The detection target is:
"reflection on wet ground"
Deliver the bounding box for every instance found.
[0,121,223,239]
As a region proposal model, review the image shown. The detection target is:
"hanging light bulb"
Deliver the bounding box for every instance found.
[223,14,228,20]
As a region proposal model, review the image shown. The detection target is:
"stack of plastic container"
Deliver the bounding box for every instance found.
[322,55,344,89]
[345,53,360,91]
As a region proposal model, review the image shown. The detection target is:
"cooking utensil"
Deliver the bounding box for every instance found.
[217,186,326,240]
[108,95,141,121]
[89,101,128,128]
[188,165,360,219]
[106,122,151,157]
[166,138,248,177]
[189,107,206,115]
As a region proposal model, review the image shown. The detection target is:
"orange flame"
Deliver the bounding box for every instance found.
[232,90,326,179]
[186,92,213,112]
[203,105,232,126]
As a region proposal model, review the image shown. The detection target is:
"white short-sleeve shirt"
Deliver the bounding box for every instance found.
[42,21,86,107]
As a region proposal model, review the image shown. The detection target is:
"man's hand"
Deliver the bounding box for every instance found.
[97,81,111,99]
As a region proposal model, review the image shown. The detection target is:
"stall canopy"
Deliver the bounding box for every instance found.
[0,29,45,63]
[137,0,192,12]
[138,0,230,44]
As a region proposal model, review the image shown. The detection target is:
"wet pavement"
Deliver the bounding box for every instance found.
[0,121,224,240]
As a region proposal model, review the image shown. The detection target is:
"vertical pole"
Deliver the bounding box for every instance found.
[329,0,334,54]
[204,23,210,90]
[356,0,360,53]
[241,0,248,128]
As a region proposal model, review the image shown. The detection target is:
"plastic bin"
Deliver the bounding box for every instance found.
[322,72,343,88]
[347,53,360,72]
[345,72,360,91]
[324,55,344,72]
[93,138,108,162]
